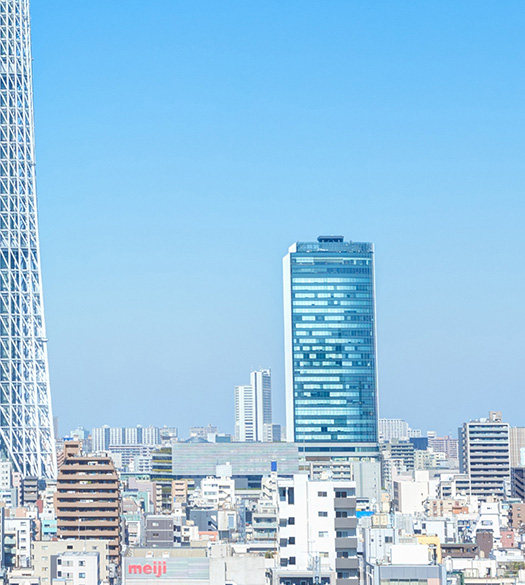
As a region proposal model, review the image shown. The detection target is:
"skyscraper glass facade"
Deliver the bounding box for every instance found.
[283,236,378,443]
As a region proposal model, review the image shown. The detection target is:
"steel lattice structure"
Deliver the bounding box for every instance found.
[0,0,56,479]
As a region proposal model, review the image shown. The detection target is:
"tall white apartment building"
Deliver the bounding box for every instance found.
[109,427,124,446]
[234,369,272,442]
[459,411,510,498]
[91,426,110,452]
[277,475,358,585]
[91,426,162,452]
[379,419,409,442]
[124,426,139,445]
[142,426,161,446]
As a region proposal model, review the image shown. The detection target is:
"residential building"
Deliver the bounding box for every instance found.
[263,423,282,443]
[511,467,525,500]
[459,411,510,497]
[234,369,272,442]
[283,236,378,444]
[428,436,459,460]
[510,427,525,468]
[145,516,175,548]
[277,475,358,584]
[55,442,121,568]
[32,540,112,585]
[92,426,111,452]
[379,420,409,442]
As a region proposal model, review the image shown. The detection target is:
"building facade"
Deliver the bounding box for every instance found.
[0,0,56,479]
[283,236,378,444]
[55,442,121,568]
[277,475,358,584]
[379,419,409,442]
[234,369,272,442]
[459,411,510,498]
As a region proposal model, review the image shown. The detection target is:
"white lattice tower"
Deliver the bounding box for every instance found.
[0,0,56,479]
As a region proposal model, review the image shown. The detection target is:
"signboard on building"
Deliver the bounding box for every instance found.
[123,558,209,585]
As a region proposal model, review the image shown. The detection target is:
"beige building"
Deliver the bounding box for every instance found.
[32,540,112,585]
[55,442,121,568]
[510,427,525,468]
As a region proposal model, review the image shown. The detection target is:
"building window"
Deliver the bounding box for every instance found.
[288,537,295,545]
[79,574,86,579]
[79,561,85,567]
[287,488,295,505]
[318,491,327,497]
[319,531,328,537]
[336,511,348,518]
[289,557,296,565]
[288,517,295,525]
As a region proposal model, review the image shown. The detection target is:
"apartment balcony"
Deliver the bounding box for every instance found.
[335,557,359,571]
[335,497,356,510]
[335,537,357,549]
[56,510,120,518]
[334,517,357,530]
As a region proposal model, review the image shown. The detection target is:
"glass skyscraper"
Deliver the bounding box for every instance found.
[283,236,378,444]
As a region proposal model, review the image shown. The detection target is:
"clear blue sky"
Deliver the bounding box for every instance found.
[31,1,525,438]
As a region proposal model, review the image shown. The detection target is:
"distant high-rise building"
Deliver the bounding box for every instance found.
[428,435,459,460]
[91,425,162,453]
[379,419,409,442]
[283,236,378,443]
[91,426,110,452]
[189,424,217,440]
[0,0,56,479]
[459,411,510,497]
[234,369,272,442]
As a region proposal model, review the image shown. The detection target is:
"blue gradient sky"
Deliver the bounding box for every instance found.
[31,1,525,437]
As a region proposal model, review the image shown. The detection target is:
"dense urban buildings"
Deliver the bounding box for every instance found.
[283,236,379,444]
[234,369,272,442]
[0,0,56,479]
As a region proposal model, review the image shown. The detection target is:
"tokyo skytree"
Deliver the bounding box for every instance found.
[0,0,56,478]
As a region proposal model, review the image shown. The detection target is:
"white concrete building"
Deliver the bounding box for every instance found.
[379,419,409,442]
[393,471,432,514]
[234,369,272,442]
[277,475,358,585]
[459,411,510,497]
[195,476,236,510]
[53,552,100,585]
[32,540,112,585]
[4,517,32,568]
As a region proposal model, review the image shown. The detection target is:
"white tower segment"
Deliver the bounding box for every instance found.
[0,0,56,478]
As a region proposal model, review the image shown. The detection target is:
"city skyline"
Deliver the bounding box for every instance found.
[26,2,525,436]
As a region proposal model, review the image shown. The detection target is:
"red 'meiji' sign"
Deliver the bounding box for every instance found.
[122,557,209,582]
[128,561,167,578]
